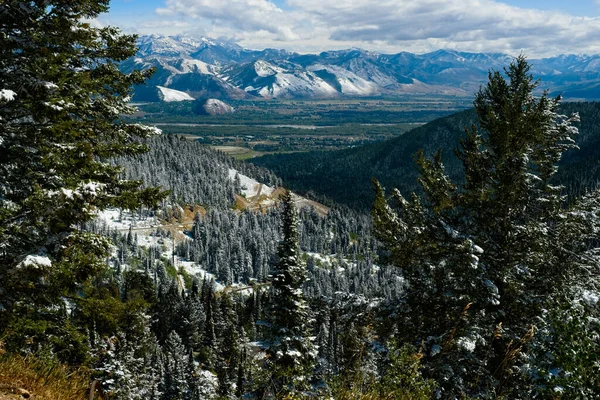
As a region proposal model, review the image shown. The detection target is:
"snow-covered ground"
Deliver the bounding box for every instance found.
[257,71,339,98]
[203,99,234,115]
[156,85,195,102]
[228,168,275,198]
[96,206,255,293]
[228,169,329,216]
[177,260,224,291]
[94,208,159,231]
[305,251,366,273]
[254,60,284,77]
[308,64,378,95]
[178,59,214,75]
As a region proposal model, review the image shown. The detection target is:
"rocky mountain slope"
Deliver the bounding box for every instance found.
[124,35,600,101]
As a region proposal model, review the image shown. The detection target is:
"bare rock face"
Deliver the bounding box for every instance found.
[194,98,235,115]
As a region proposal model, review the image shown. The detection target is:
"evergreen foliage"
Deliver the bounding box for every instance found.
[253,101,600,210]
[0,0,165,357]
[3,6,600,396]
[114,134,281,209]
[263,190,317,397]
[372,55,600,397]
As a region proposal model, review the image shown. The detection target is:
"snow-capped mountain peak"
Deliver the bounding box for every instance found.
[129,35,600,101]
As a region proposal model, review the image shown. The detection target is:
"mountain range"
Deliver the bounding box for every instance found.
[123,34,600,101]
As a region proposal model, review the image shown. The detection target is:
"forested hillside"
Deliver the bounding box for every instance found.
[114,135,281,209]
[2,1,600,399]
[253,102,600,209]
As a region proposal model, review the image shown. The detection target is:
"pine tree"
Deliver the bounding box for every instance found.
[161,331,189,400]
[263,190,316,397]
[181,291,205,352]
[0,0,165,356]
[372,56,596,397]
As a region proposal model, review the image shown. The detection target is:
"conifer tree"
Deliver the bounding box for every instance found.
[372,56,597,397]
[0,0,165,356]
[161,331,189,400]
[264,190,316,396]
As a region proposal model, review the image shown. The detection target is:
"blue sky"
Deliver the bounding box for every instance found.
[501,0,598,16]
[107,0,600,20]
[102,0,600,56]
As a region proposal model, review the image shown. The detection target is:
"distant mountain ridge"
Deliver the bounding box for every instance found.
[124,34,600,101]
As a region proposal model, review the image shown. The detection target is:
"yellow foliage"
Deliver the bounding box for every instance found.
[0,345,94,400]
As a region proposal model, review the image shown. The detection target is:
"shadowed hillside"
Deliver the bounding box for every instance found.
[251,102,600,209]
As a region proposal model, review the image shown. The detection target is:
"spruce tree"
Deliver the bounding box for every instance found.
[161,331,189,400]
[0,1,165,357]
[372,56,597,397]
[264,190,316,396]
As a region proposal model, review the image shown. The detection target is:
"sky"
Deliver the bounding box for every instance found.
[102,0,600,57]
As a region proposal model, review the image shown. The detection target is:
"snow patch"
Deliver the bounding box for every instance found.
[202,99,234,115]
[308,64,378,95]
[457,337,477,353]
[137,124,163,135]
[254,60,283,77]
[178,59,214,75]
[177,259,225,291]
[0,89,16,102]
[228,168,275,198]
[19,255,52,269]
[94,208,159,231]
[258,71,339,98]
[82,181,105,196]
[156,86,195,102]
[581,290,600,306]
[44,82,58,90]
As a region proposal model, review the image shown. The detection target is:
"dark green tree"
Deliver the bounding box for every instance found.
[263,190,316,397]
[0,0,165,358]
[372,56,597,397]
[161,331,189,400]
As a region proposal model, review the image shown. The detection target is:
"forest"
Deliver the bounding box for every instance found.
[1,1,600,399]
[252,102,600,209]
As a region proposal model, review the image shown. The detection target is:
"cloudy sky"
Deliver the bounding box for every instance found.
[103,0,600,56]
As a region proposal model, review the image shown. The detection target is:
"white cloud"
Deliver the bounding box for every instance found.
[155,0,298,40]
[146,0,600,56]
[140,20,191,29]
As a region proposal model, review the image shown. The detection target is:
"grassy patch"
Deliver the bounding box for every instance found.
[0,348,92,400]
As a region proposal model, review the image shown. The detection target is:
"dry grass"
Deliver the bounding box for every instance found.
[0,345,94,400]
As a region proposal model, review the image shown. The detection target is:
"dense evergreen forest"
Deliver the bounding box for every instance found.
[252,102,600,209]
[113,134,282,209]
[1,1,600,399]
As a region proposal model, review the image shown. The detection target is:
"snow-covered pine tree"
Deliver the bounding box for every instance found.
[372,55,598,397]
[0,0,165,357]
[161,331,189,400]
[263,190,316,397]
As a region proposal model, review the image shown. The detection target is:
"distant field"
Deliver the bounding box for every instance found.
[211,146,263,160]
[133,97,470,153]
[162,123,420,153]
[132,96,471,125]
